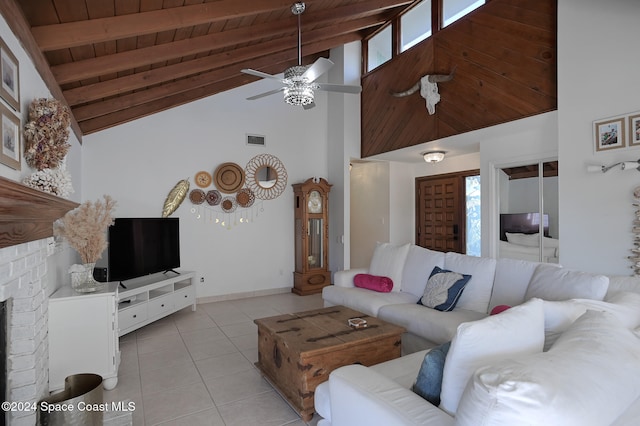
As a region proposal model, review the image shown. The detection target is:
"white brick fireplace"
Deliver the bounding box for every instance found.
[0,176,79,426]
[0,237,54,426]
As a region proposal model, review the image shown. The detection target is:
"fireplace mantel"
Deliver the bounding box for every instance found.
[0,175,79,249]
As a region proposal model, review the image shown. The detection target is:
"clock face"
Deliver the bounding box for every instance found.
[308,190,322,213]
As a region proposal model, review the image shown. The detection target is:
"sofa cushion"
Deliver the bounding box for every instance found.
[456,310,640,426]
[401,245,446,298]
[542,291,640,350]
[412,341,451,405]
[369,242,410,293]
[322,286,418,317]
[525,264,609,301]
[418,266,470,312]
[444,252,496,313]
[371,349,429,389]
[378,304,486,346]
[354,274,393,293]
[490,257,541,310]
[439,298,545,415]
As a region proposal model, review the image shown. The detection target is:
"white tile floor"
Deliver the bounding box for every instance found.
[104,292,325,426]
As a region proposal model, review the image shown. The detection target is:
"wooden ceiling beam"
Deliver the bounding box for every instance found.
[32,0,412,51]
[77,53,329,134]
[52,0,404,84]
[63,20,373,105]
[0,0,83,142]
[72,50,322,121]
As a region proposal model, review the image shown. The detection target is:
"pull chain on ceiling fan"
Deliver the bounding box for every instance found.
[241,2,362,109]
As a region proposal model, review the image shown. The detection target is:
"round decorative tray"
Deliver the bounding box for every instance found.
[236,188,255,208]
[220,196,237,213]
[205,189,221,206]
[214,162,245,194]
[189,189,205,204]
[194,171,212,188]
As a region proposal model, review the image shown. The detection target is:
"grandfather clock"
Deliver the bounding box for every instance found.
[292,177,332,295]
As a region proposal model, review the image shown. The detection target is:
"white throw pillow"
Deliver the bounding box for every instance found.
[438,298,545,415]
[368,242,410,293]
[443,252,496,313]
[542,291,640,350]
[456,310,640,426]
[525,264,609,301]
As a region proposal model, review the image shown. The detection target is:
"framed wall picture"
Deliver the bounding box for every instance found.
[0,102,21,170]
[0,38,19,112]
[629,113,640,147]
[594,117,625,152]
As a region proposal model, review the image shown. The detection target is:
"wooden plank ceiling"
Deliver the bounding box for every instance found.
[361,0,557,157]
[15,0,414,135]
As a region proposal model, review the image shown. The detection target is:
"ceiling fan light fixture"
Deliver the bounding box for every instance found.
[284,84,314,106]
[422,151,446,163]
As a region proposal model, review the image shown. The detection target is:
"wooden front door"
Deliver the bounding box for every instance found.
[416,175,463,253]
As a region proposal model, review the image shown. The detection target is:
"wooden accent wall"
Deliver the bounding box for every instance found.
[361,0,557,157]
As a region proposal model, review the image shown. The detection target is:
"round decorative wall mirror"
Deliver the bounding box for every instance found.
[245,154,287,200]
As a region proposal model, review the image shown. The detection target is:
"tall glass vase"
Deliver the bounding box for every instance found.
[70,263,103,293]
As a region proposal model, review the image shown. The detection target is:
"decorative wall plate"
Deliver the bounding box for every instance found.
[194,171,212,188]
[205,190,221,206]
[214,162,245,193]
[189,189,205,204]
[236,188,255,208]
[245,154,288,200]
[220,196,237,213]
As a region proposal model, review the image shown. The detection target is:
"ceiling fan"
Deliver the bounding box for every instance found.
[241,2,362,109]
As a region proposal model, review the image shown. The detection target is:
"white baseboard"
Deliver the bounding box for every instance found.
[196,286,292,304]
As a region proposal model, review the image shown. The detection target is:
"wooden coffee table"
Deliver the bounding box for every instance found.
[254,306,405,421]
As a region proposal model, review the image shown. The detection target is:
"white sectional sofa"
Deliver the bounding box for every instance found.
[316,243,640,425]
[324,243,610,353]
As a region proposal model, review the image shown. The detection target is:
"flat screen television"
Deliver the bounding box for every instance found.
[107,217,180,282]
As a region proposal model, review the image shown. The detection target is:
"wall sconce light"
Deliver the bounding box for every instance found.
[422,151,446,163]
[587,159,640,173]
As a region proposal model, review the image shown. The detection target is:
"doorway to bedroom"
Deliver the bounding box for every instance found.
[497,160,559,263]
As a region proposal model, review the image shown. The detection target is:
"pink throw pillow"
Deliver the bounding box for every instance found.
[354,274,394,293]
[490,305,511,315]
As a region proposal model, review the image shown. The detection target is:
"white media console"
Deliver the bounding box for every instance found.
[117,270,196,336]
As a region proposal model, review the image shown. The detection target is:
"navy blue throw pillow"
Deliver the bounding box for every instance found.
[413,341,452,406]
[417,266,471,312]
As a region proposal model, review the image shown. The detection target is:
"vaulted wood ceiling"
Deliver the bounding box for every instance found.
[7,0,414,138]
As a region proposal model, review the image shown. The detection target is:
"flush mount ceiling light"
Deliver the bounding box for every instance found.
[422,151,446,163]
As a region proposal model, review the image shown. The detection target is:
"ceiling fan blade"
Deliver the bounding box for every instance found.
[303,58,334,82]
[316,83,362,94]
[246,87,284,100]
[303,102,316,110]
[241,68,285,83]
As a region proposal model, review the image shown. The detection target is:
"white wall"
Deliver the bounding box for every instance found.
[558,0,640,275]
[327,42,361,274]
[83,78,330,299]
[350,161,389,268]
[0,13,83,296]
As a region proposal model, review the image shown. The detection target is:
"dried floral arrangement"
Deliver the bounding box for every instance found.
[23,98,71,170]
[22,160,74,198]
[54,195,117,264]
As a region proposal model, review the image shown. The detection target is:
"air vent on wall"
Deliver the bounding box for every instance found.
[247,134,266,147]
